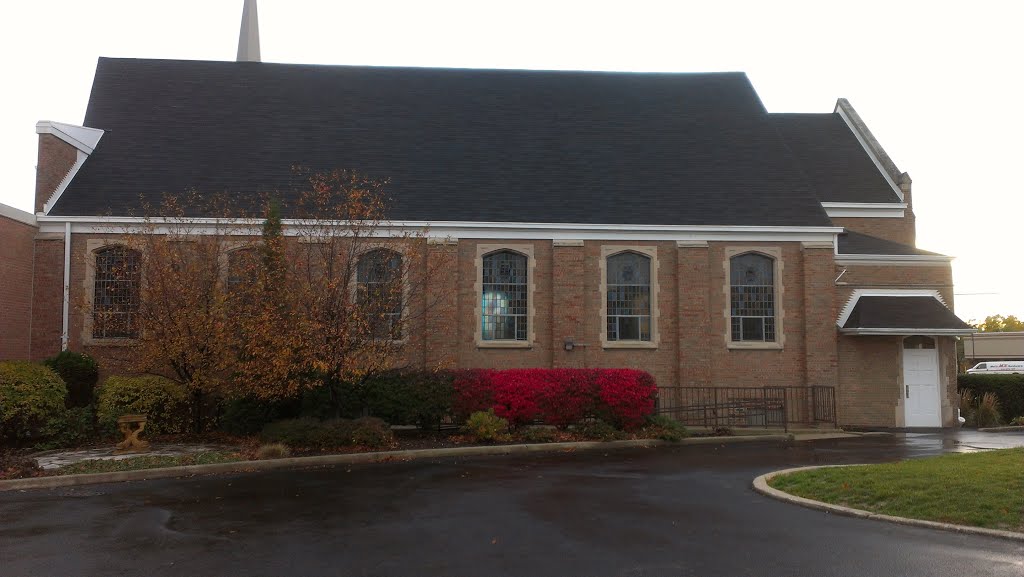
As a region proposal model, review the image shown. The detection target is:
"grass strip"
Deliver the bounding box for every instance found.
[769,448,1024,531]
[55,451,243,476]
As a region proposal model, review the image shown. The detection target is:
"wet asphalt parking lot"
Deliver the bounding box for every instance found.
[2,431,1023,577]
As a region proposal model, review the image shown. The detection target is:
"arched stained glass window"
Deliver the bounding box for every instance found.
[606,252,652,341]
[93,246,141,339]
[730,253,775,342]
[481,251,527,341]
[356,249,404,339]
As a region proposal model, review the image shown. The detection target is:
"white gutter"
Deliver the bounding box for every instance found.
[839,328,976,336]
[34,215,844,243]
[61,221,71,351]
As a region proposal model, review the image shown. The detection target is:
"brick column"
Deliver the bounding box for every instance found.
[677,241,711,386]
[551,240,585,368]
[801,243,839,388]
[424,239,459,368]
[31,236,65,361]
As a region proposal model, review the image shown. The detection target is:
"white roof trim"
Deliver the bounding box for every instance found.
[833,103,905,202]
[35,215,844,243]
[836,288,946,328]
[42,149,88,215]
[834,254,954,266]
[36,121,104,216]
[0,202,37,226]
[840,327,976,336]
[35,121,103,154]
[821,202,906,218]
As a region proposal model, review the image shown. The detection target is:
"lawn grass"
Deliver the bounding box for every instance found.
[55,451,243,476]
[769,448,1024,531]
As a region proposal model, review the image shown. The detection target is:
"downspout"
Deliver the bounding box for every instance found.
[61,221,71,351]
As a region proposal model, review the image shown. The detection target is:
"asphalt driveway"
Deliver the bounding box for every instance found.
[2,432,1023,577]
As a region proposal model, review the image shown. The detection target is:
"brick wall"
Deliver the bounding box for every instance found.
[35,134,78,213]
[831,215,916,246]
[0,214,38,360]
[47,231,963,427]
[30,236,64,361]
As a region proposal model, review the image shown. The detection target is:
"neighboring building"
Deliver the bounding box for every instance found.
[963,332,1024,365]
[0,5,975,428]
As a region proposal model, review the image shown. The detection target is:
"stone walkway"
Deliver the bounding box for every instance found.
[33,444,234,470]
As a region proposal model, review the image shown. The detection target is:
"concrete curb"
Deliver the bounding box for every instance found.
[3,433,794,492]
[977,426,1024,433]
[752,465,1024,543]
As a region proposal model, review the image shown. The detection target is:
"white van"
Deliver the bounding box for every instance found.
[966,361,1024,374]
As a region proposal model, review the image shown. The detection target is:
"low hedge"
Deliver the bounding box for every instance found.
[44,351,99,408]
[0,362,68,443]
[260,417,393,449]
[96,376,191,436]
[454,368,657,430]
[958,374,1024,422]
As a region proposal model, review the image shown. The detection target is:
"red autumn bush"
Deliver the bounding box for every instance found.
[453,368,656,430]
[452,369,497,419]
[595,369,658,430]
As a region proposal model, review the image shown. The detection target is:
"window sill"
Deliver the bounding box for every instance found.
[727,341,783,350]
[83,337,137,347]
[602,341,658,350]
[476,340,533,349]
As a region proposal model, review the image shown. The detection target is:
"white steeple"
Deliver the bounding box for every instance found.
[236,0,261,62]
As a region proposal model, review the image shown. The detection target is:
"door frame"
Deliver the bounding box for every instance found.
[902,335,942,428]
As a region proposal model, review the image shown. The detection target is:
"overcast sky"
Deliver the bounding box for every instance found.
[1,1,1020,322]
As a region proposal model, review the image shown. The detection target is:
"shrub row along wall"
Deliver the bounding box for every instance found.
[957,374,1024,422]
[453,368,657,429]
[276,368,655,430]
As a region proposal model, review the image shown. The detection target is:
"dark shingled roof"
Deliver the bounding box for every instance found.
[52,58,833,227]
[838,231,944,256]
[842,297,972,331]
[771,113,903,204]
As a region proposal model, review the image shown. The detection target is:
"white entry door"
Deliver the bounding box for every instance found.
[903,337,941,428]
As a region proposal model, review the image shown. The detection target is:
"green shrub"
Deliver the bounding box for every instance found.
[577,419,625,441]
[463,410,509,443]
[95,376,190,436]
[314,419,358,447]
[521,426,557,443]
[1010,416,1024,426]
[975,392,1002,428]
[958,374,1024,424]
[220,395,301,436]
[959,390,977,428]
[351,416,394,449]
[39,406,97,449]
[364,370,454,429]
[256,443,291,459]
[44,351,98,408]
[643,415,688,442]
[260,418,357,448]
[260,417,324,446]
[0,362,68,443]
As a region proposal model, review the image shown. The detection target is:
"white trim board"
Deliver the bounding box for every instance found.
[35,121,105,216]
[36,215,844,243]
[840,328,976,336]
[833,103,905,202]
[821,202,906,218]
[834,254,953,266]
[0,203,37,227]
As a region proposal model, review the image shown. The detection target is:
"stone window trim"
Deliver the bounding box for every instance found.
[351,246,411,344]
[474,244,536,348]
[723,246,785,350]
[83,239,142,347]
[219,240,260,286]
[600,245,660,349]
